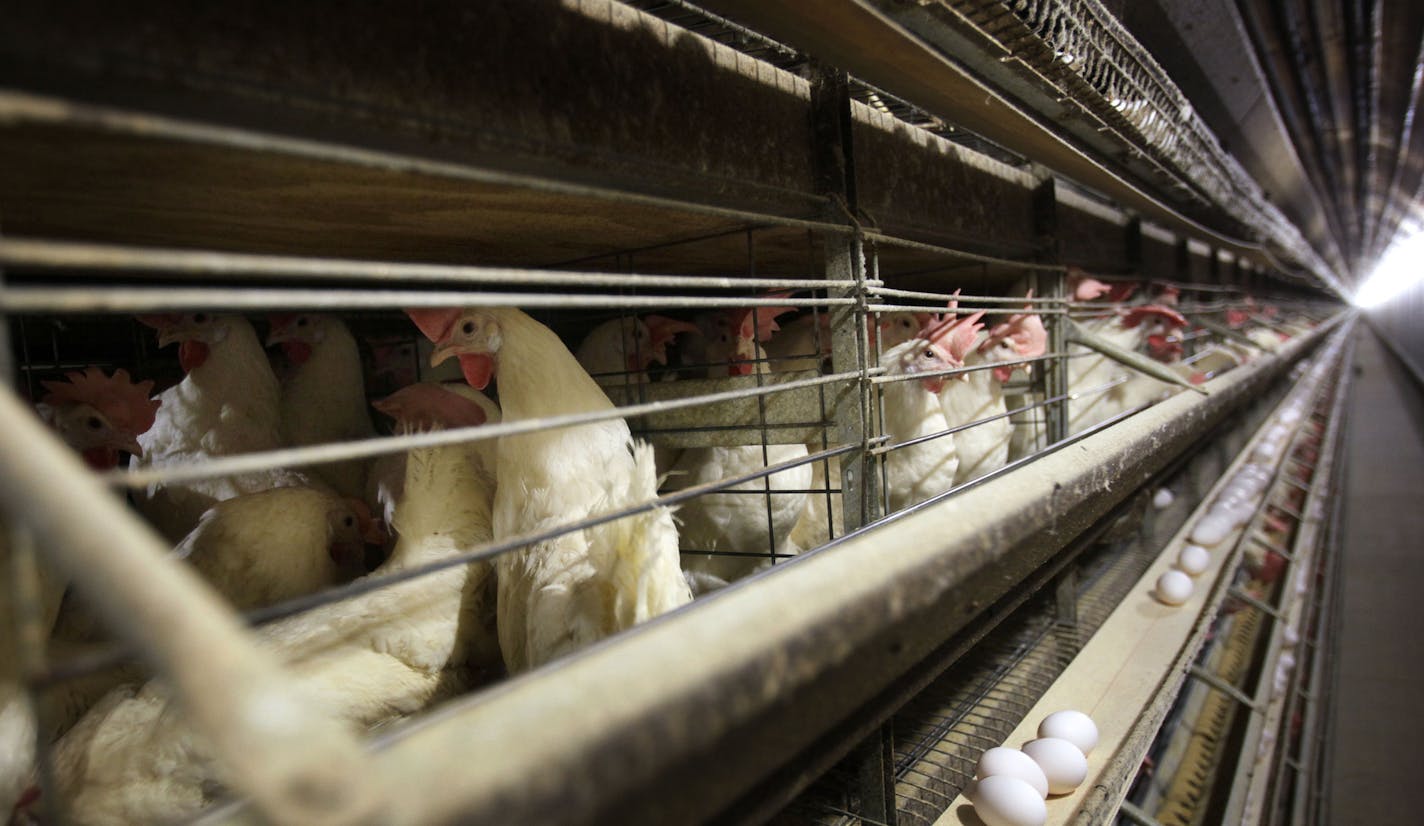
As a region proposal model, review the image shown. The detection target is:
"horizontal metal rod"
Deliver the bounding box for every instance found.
[869,388,1084,457]
[868,351,1067,386]
[866,301,1067,316]
[0,286,853,314]
[106,369,864,488]
[0,388,384,824]
[0,237,868,292]
[861,230,1064,271]
[869,286,1066,306]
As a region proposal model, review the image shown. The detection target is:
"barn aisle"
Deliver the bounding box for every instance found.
[1329,329,1424,823]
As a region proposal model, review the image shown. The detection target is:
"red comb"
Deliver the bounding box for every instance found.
[373,383,490,429]
[405,308,463,342]
[642,314,700,347]
[985,290,1048,359]
[1068,269,1112,301]
[728,302,798,343]
[1106,282,1139,303]
[1120,304,1187,330]
[40,367,160,437]
[948,310,986,363]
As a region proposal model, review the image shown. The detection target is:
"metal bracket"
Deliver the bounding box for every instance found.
[1230,585,1286,621]
[1188,664,1262,711]
[1248,533,1296,563]
[1119,800,1167,826]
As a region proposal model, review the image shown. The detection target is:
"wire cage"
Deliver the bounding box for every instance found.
[0,2,1347,825]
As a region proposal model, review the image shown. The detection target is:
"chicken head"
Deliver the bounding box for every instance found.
[896,311,982,394]
[711,304,797,376]
[136,312,232,372]
[407,308,501,390]
[372,383,494,430]
[983,293,1049,382]
[327,497,385,569]
[265,313,328,365]
[1120,305,1189,362]
[38,367,160,469]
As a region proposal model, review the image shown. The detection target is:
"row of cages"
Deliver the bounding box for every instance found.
[0,4,1340,823]
[0,222,1334,823]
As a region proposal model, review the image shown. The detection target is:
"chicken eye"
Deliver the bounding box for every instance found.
[922,349,934,359]
[343,515,355,528]
[462,321,476,335]
[86,416,103,430]
[192,313,209,324]
[296,317,309,327]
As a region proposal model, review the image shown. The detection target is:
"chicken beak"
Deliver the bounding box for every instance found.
[265,328,293,347]
[362,518,387,546]
[115,434,144,458]
[154,323,201,349]
[429,342,458,368]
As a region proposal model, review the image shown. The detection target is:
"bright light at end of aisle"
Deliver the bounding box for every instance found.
[1354,231,1424,309]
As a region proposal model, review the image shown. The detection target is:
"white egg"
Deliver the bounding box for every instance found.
[1176,544,1211,576]
[1037,710,1099,756]
[972,775,1047,826]
[1190,514,1232,546]
[976,747,1049,798]
[1155,570,1193,605]
[1152,488,1174,509]
[1022,737,1089,795]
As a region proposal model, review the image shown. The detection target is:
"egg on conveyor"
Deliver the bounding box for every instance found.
[1154,570,1193,606]
[1176,544,1211,576]
[1152,488,1174,509]
[976,747,1049,798]
[1022,737,1089,795]
[1189,513,1232,547]
[1037,710,1099,756]
[971,775,1048,826]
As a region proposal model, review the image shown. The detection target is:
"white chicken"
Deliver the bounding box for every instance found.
[408,306,692,672]
[575,313,699,394]
[784,308,929,551]
[669,305,811,593]
[939,295,1047,484]
[879,313,981,511]
[1068,302,1190,432]
[366,380,502,528]
[0,368,159,816]
[133,314,313,542]
[172,486,381,611]
[266,314,376,499]
[37,383,503,826]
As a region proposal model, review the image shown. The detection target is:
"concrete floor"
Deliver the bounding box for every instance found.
[1327,330,1424,823]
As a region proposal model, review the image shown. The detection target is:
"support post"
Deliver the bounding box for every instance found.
[1031,169,1066,446]
[811,60,890,826]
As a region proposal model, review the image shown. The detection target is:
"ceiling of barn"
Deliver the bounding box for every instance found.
[1117,0,1424,295]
